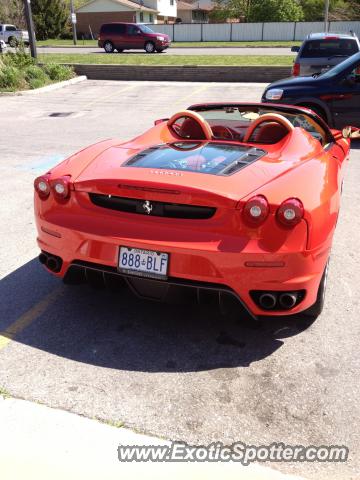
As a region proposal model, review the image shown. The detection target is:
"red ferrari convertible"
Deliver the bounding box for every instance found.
[34,103,352,320]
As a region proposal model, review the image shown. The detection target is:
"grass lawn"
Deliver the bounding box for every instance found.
[39,53,293,66]
[37,39,300,48]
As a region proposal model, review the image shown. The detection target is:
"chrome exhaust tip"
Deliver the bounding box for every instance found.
[279,292,297,309]
[38,253,48,265]
[259,293,277,310]
[46,256,61,273]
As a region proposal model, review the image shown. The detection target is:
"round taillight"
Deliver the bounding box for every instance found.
[243,195,269,226]
[34,175,50,199]
[277,198,304,227]
[51,176,71,201]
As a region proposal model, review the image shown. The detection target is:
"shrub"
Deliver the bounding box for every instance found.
[24,64,49,89]
[2,50,35,69]
[0,50,75,92]
[0,64,26,91]
[43,63,74,82]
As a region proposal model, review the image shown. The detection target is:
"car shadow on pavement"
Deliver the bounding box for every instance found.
[0,258,315,373]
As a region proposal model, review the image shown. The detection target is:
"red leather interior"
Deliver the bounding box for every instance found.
[252,122,289,144]
[178,118,208,140]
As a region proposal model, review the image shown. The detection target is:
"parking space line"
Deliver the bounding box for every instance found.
[174,84,210,106]
[84,84,139,109]
[0,286,64,352]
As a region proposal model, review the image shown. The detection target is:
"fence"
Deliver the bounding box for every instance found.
[147,21,360,42]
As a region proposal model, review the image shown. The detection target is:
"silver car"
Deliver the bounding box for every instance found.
[291,32,360,77]
[0,39,7,53]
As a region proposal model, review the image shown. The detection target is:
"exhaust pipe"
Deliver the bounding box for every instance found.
[46,256,60,273]
[259,293,277,310]
[39,253,48,265]
[279,292,297,309]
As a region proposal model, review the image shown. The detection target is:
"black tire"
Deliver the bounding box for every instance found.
[145,41,155,53]
[116,48,123,53]
[156,48,164,53]
[302,260,329,319]
[103,41,114,53]
[8,37,18,47]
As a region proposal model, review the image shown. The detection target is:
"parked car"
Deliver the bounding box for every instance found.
[0,24,29,47]
[98,23,171,53]
[262,51,360,129]
[291,32,360,77]
[0,39,7,53]
[34,103,355,320]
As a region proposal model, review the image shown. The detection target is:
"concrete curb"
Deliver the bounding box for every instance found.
[0,396,307,480]
[0,75,87,97]
[69,64,290,83]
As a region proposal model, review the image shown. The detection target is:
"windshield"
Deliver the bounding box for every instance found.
[138,25,154,34]
[194,106,327,143]
[301,39,358,58]
[320,52,360,79]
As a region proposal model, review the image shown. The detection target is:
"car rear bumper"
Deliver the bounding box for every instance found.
[36,216,330,318]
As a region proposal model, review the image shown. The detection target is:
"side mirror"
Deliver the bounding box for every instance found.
[342,126,360,139]
[291,46,300,52]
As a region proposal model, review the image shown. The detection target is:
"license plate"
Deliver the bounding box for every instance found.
[119,247,168,280]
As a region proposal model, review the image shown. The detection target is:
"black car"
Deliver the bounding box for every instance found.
[262,51,360,129]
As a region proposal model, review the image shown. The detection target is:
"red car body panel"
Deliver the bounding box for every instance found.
[34,103,351,318]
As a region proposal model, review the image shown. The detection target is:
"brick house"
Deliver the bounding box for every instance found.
[76,0,177,38]
[176,1,211,23]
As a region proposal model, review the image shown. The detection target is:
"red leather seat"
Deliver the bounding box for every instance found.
[253,122,289,144]
[179,117,208,140]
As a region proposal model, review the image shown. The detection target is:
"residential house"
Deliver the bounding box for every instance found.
[76,0,177,38]
[176,1,211,23]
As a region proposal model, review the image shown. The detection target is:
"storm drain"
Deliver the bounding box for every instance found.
[48,112,74,118]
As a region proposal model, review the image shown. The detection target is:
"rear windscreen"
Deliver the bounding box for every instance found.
[301,39,358,58]
[123,142,266,176]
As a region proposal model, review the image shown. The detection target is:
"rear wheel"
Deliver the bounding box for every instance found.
[156,48,164,53]
[116,48,123,53]
[8,36,18,47]
[145,41,155,53]
[104,41,114,53]
[302,260,329,319]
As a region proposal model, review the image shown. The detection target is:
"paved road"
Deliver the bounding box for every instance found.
[37,46,293,56]
[1,80,359,480]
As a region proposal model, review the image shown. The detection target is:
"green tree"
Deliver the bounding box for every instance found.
[300,0,360,21]
[248,0,304,22]
[209,0,249,22]
[31,0,68,40]
[0,0,25,28]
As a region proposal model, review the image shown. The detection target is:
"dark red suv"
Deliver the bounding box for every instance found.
[98,23,171,54]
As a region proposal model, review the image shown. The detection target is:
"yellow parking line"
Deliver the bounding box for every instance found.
[0,286,63,352]
[84,84,138,109]
[174,84,210,106]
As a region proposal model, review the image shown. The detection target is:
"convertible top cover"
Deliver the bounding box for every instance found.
[124,142,267,176]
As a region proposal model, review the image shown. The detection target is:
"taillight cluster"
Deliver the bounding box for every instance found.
[292,62,300,76]
[242,195,269,226]
[242,195,304,228]
[34,175,71,201]
[276,198,304,227]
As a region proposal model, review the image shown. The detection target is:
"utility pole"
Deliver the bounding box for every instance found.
[324,0,330,32]
[23,0,37,59]
[70,0,77,45]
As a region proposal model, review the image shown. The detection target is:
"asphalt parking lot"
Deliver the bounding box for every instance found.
[1,80,360,480]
